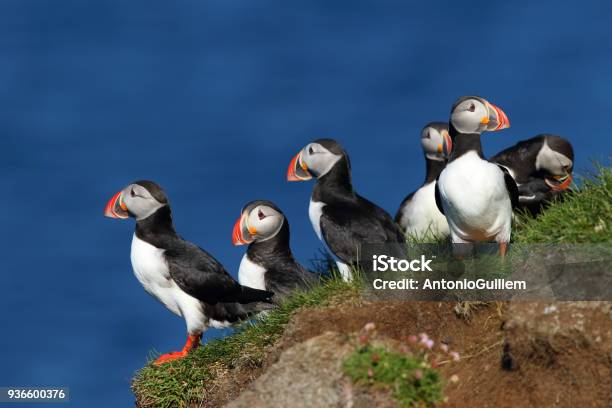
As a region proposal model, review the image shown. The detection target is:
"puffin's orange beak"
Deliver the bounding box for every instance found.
[232,216,247,245]
[232,214,256,245]
[545,173,573,191]
[287,151,312,181]
[442,131,453,157]
[104,191,129,219]
[485,102,510,131]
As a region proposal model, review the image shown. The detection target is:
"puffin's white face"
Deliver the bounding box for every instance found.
[536,140,574,191]
[536,142,573,176]
[232,203,285,245]
[122,184,166,220]
[104,182,167,221]
[287,142,343,180]
[450,97,510,134]
[421,126,452,161]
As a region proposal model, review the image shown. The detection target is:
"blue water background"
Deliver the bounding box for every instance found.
[0,1,611,406]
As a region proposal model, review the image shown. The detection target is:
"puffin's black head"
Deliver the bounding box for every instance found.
[450,96,510,135]
[287,138,348,181]
[232,200,286,245]
[421,122,452,160]
[537,135,574,191]
[104,180,169,221]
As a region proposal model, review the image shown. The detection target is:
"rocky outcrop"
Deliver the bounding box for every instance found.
[224,331,395,408]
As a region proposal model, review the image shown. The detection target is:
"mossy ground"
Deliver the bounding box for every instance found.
[343,345,443,407]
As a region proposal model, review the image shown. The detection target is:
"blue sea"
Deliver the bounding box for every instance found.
[0,0,610,406]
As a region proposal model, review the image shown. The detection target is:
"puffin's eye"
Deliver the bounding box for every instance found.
[130,188,136,197]
[258,210,266,220]
[467,103,476,112]
[308,146,314,155]
[425,131,431,139]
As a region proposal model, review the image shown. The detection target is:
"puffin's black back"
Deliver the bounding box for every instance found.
[490,135,546,183]
[246,214,318,301]
[491,134,574,184]
[136,206,274,304]
[491,134,574,214]
[203,300,273,323]
[315,170,405,265]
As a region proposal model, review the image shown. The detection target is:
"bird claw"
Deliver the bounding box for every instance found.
[153,333,202,365]
[154,351,187,365]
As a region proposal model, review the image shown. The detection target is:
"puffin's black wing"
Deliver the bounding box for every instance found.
[517,178,551,204]
[264,262,319,302]
[434,179,445,215]
[165,240,274,304]
[319,198,404,265]
[497,165,519,209]
[203,300,274,324]
[357,195,405,242]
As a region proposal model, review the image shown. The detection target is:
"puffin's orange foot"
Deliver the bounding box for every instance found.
[154,351,187,365]
[153,333,202,366]
[499,242,508,258]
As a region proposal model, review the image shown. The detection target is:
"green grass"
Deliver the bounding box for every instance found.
[513,166,612,243]
[132,274,361,408]
[343,346,443,407]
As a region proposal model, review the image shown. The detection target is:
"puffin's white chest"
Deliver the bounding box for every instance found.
[308,200,326,241]
[438,152,512,242]
[308,199,352,281]
[130,235,206,332]
[238,254,267,290]
[131,234,172,291]
[399,182,449,239]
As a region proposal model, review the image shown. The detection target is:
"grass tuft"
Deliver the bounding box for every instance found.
[513,166,612,243]
[343,346,443,407]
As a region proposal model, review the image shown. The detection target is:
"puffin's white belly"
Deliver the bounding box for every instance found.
[130,234,207,333]
[308,199,352,281]
[308,199,326,241]
[238,254,267,290]
[438,152,512,243]
[398,182,449,239]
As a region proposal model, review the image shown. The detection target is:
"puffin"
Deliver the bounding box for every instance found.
[287,138,405,280]
[232,200,319,302]
[491,134,574,214]
[435,96,518,257]
[395,122,452,239]
[104,180,274,365]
